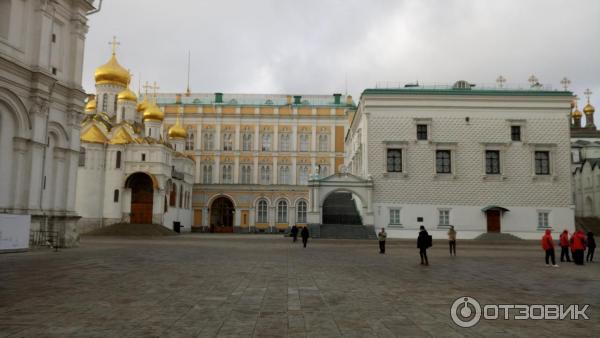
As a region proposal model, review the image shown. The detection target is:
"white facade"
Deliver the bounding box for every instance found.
[344,84,575,239]
[0,0,96,247]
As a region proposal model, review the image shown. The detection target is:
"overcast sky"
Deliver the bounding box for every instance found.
[82,0,599,109]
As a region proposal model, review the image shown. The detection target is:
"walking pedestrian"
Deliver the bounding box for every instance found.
[572,230,587,265]
[541,229,558,267]
[559,229,571,262]
[301,226,309,248]
[447,225,457,256]
[417,226,431,266]
[378,228,387,254]
[586,232,596,262]
[290,224,299,243]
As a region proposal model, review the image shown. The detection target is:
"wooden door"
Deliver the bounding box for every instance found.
[486,210,501,233]
[131,203,152,223]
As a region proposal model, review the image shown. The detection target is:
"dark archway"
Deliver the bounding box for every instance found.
[322,192,362,225]
[126,172,154,224]
[210,196,234,233]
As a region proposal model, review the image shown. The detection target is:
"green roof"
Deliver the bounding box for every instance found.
[362,87,573,97]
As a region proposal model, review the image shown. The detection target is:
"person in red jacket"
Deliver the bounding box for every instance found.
[572,230,587,265]
[559,230,571,262]
[541,229,558,267]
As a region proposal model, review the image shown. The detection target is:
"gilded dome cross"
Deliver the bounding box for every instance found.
[584,88,593,103]
[560,77,571,91]
[109,36,120,55]
[496,75,506,88]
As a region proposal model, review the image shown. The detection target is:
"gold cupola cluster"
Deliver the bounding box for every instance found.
[143,102,164,122]
[117,80,137,102]
[85,95,97,113]
[168,116,187,139]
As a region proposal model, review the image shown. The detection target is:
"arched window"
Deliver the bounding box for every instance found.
[115,151,121,169]
[278,165,290,184]
[179,186,183,208]
[164,196,168,212]
[260,165,271,184]
[299,134,309,152]
[241,165,252,184]
[203,132,213,150]
[78,147,86,167]
[113,189,119,202]
[121,106,125,121]
[318,134,329,152]
[242,133,252,151]
[279,133,290,151]
[297,200,307,223]
[261,134,271,151]
[170,183,177,206]
[277,200,288,223]
[222,165,232,183]
[223,133,233,151]
[185,129,194,150]
[203,165,213,184]
[102,93,108,112]
[320,165,329,177]
[257,199,268,223]
[113,96,118,113]
[298,165,309,185]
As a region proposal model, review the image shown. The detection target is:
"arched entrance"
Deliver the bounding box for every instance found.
[126,172,154,224]
[322,192,362,225]
[210,196,234,233]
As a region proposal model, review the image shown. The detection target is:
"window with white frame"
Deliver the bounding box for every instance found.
[298,165,309,185]
[185,129,194,150]
[242,133,252,151]
[538,211,549,228]
[261,134,271,151]
[318,134,329,152]
[297,200,307,223]
[279,133,290,151]
[221,165,233,183]
[202,132,214,150]
[277,200,288,223]
[223,133,233,151]
[279,165,290,184]
[202,165,213,184]
[260,165,271,184]
[485,150,501,175]
[439,209,450,226]
[389,209,401,225]
[257,199,268,223]
[387,149,402,172]
[436,150,452,174]
[535,151,550,175]
[241,165,252,184]
[299,134,310,152]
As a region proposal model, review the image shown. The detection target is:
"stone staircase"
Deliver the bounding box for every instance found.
[319,224,377,240]
[322,192,362,225]
[575,217,600,233]
[474,232,523,241]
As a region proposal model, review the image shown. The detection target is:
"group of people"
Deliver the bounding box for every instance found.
[290,225,310,248]
[542,229,596,266]
[378,225,446,266]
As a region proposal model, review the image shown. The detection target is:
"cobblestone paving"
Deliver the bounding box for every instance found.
[1,235,599,337]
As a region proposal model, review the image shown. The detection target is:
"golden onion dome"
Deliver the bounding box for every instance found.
[94,53,130,86]
[168,119,187,139]
[142,102,164,122]
[583,103,595,114]
[117,87,137,102]
[85,97,96,113]
[136,97,149,113]
[572,108,582,118]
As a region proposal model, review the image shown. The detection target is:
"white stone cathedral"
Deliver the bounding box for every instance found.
[75,43,194,233]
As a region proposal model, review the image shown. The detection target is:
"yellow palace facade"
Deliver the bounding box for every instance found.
[157,92,355,232]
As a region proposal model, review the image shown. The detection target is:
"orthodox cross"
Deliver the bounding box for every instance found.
[108,36,120,55]
[496,75,506,88]
[560,77,571,91]
[584,88,593,103]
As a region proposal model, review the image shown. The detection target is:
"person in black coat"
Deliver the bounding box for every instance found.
[417,225,431,266]
[586,232,596,262]
[301,226,310,248]
[290,225,299,242]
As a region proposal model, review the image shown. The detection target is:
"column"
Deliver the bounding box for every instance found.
[311,123,317,152]
[202,207,209,227]
[196,124,202,150]
[234,156,240,183]
[214,157,220,184]
[291,156,297,185]
[235,124,241,151]
[273,124,279,151]
[215,123,221,151]
[272,157,278,184]
[253,156,259,184]
[292,124,298,152]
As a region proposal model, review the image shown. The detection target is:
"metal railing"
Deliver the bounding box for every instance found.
[29,230,60,251]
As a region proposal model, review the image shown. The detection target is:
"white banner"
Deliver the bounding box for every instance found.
[0,214,31,252]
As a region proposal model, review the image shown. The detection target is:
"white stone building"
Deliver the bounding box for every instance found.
[75,47,195,233]
[343,81,575,239]
[0,0,97,246]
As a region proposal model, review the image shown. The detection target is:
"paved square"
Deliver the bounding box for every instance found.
[1,235,599,337]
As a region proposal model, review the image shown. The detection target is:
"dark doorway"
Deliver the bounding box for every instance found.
[486,210,501,233]
[210,197,234,233]
[322,192,362,225]
[126,173,154,224]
